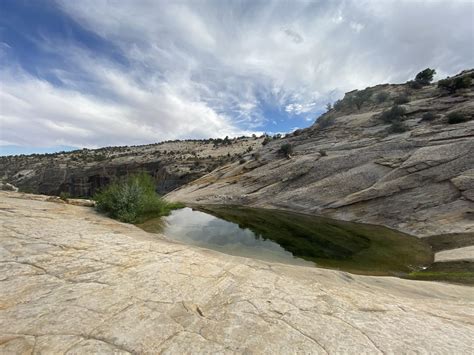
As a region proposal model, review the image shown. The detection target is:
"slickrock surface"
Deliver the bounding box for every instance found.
[1,192,473,354]
[435,246,474,262]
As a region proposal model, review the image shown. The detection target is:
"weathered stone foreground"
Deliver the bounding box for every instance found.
[1,192,473,354]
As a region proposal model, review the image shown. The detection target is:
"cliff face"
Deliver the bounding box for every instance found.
[167,70,474,237]
[0,137,263,197]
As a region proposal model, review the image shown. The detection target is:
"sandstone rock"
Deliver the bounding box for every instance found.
[435,246,474,262]
[66,198,96,207]
[0,192,473,353]
[0,138,264,198]
[0,182,18,192]
[452,170,474,202]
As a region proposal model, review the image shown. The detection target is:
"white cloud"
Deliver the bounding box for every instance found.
[0,67,247,148]
[285,102,317,115]
[1,0,473,148]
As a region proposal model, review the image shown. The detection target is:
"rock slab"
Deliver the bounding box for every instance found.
[1,192,473,354]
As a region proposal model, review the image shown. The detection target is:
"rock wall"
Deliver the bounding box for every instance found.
[0,138,263,197]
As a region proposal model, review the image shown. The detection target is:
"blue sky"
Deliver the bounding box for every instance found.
[1,0,473,155]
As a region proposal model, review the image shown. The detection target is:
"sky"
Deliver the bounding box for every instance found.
[1,0,473,155]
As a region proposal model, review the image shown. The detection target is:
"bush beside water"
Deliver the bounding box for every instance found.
[94,173,184,223]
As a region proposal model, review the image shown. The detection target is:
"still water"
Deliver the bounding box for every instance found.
[138,206,433,275]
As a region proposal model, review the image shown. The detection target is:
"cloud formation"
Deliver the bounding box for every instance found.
[1,0,473,150]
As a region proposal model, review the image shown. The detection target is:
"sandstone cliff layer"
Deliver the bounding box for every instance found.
[0,137,263,197]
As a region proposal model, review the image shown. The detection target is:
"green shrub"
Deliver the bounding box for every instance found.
[438,75,472,93]
[379,105,406,123]
[93,154,107,161]
[375,92,389,103]
[453,76,472,90]
[59,191,70,201]
[447,112,470,124]
[94,173,182,223]
[316,115,335,129]
[389,121,409,134]
[414,68,436,86]
[421,112,436,121]
[407,80,423,89]
[394,94,409,105]
[350,90,373,110]
[279,143,293,158]
[437,78,451,91]
[262,136,271,145]
[333,99,343,111]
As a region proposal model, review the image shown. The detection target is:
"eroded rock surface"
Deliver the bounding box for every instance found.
[1,192,473,354]
[0,137,263,197]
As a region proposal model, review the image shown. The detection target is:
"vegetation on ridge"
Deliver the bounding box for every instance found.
[279,143,293,158]
[438,75,472,93]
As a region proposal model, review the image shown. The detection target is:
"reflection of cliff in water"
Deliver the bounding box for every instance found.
[138,206,433,276]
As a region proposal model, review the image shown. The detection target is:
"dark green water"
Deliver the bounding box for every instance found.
[138,206,433,275]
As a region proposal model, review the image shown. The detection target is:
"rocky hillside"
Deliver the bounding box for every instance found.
[0,137,263,197]
[167,70,474,237]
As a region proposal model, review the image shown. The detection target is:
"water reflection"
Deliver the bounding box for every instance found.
[143,207,313,266]
[138,206,433,274]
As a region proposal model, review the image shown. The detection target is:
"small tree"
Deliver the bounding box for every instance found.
[326,102,332,111]
[279,143,293,158]
[389,121,409,134]
[394,94,409,105]
[453,76,472,90]
[333,99,343,111]
[379,105,406,123]
[415,68,436,86]
[438,78,451,92]
[438,75,472,93]
[223,136,231,145]
[375,92,389,103]
[421,112,436,122]
[316,115,335,129]
[408,80,423,89]
[351,90,373,110]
